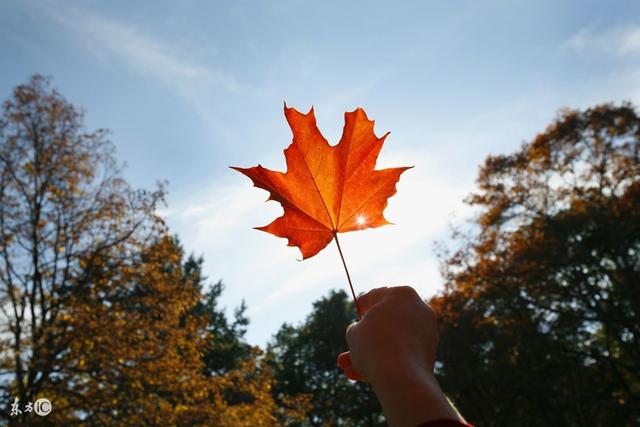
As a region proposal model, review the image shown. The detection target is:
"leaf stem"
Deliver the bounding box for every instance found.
[333,232,362,320]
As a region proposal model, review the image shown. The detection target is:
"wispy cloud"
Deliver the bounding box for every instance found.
[563,23,640,56]
[563,23,640,105]
[39,1,240,120]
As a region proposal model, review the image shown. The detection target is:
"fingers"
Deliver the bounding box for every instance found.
[356,286,388,315]
[343,365,366,381]
[336,351,366,382]
[337,351,351,369]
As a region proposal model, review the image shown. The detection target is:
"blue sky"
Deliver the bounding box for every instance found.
[2,0,639,346]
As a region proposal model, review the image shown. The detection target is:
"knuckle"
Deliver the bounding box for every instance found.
[393,285,419,300]
[345,322,357,340]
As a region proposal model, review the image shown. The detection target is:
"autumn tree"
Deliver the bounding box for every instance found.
[49,235,306,425]
[0,75,308,425]
[268,290,384,426]
[49,236,220,425]
[433,103,640,425]
[0,74,165,423]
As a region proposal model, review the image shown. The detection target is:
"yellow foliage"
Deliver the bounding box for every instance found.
[38,236,307,426]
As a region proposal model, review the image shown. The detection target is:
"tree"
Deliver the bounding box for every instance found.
[268,290,384,426]
[0,74,165,423]
[48,234,308,425]
[187,262,252,376]
[182,254,310,422]
[0,75,308,425]
[433,103,640,425]
[49,236,223,425]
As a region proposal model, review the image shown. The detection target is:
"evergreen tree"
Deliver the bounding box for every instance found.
[268,290,384,426]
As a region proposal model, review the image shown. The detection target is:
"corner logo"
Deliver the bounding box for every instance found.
[10,397,52,417]
[34,398,52,416]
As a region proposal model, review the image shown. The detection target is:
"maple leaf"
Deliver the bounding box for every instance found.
[232,105,411,260]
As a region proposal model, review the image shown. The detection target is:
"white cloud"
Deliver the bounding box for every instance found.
[620,28,640,54]
[39,1,240,121]
[563,23,640,106]
[564,24,640,56]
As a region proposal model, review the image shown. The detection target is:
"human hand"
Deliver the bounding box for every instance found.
[337,286,438,383]
[337,286,464,427]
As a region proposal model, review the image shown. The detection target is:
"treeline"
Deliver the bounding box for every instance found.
[0,76,638,426]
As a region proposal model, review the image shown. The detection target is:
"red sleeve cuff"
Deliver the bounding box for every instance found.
[416,420,473,427]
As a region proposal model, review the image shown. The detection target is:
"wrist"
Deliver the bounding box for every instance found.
[366,352,430,387]
[369,358,461,427]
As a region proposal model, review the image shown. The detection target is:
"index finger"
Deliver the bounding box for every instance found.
[356,286,388,316]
